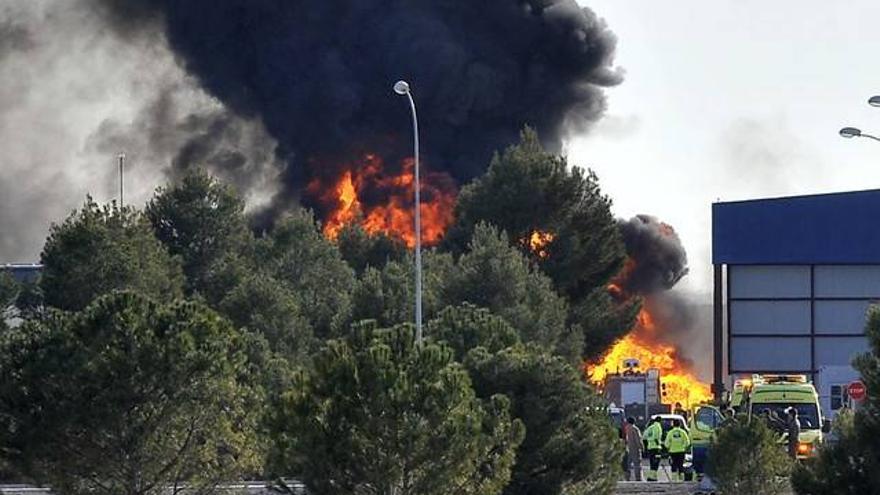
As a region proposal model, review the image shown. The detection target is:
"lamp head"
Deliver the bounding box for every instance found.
[840,127,862,138]
[393,80,410,95]
[869,96,880,107]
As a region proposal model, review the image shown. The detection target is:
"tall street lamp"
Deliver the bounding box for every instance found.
[839,95,880,143]
[393,80,423,344]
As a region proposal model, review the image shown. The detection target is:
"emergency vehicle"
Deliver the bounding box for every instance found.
[737,374,830,458]
[688,404,723,474]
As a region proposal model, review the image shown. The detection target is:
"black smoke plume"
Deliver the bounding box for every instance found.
[618,214,689,295]
[615,215,710,378]
[95,0,621,224]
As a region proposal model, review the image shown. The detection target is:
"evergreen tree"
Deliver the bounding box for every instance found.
[270,321,524,495]
[427,303,521,358]
[0,292,263,495]
[40,198,183,312]
[426,307,620,495]
[445,128,625,302]
[571,288,641,361]
[444,129,634,360]
[443,223,576,360]
[336,222,408,274]
[707,417,792,495]
[350,251,454,328]
[146,170,254,303]
[261,210,355,339]
[465,345,622,495]
[0,271,18,330]
[219,273,314,361]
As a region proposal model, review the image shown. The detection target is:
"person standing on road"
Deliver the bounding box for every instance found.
[786,407,801,459]
[624,417,643,481]
[664,424,691,482]
[643,417,663,482]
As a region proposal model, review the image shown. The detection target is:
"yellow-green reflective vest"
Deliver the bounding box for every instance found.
[664,427,690,454]
[644,422,663,450]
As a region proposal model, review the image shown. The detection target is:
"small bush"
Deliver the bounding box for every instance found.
[790,409,874,495]
[707,417,792,495]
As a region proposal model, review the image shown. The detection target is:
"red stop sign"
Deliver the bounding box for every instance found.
[849,381,867,401]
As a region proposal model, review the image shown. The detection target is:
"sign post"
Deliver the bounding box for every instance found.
[848,381,867,402]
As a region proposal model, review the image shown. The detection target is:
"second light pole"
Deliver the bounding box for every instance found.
[394,80,423,344]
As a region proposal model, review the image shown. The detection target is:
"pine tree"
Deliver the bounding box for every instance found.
[40,198,184,312]
[0,292,263,494]
[269,321,524,495]
[708,417,792,495]
[146,169,253,302]
[465,345,622,495]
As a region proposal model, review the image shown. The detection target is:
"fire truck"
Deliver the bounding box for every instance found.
[601,359,670,428]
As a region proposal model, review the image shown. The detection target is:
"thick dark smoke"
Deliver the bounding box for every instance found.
[616,215,709,380]
[618,214,689,295]
[87,83,283,203]
[96,0,621,224]
[0,1,282,262]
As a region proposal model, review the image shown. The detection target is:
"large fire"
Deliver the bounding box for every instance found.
[308,154,457,248]
[589,262,712,408]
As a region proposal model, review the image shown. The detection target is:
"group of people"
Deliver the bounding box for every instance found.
[622,416,691,482]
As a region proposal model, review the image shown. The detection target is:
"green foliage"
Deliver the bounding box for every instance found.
[40,198,184,312]
[465,345,622,495]
[791,409,871,494]
[336,222,408,274]
[572,288,641,361]
[146,170,254,302]
[350,225,576,360]
[219,274,314,361]
[350,251,452,327]
[446,128,626,302]
[270,321,524,495]
[707,417,792,495]
[0,271,18,329]
[427,304,521,359]
[262,210,355,339]
[0,292,263,495]
[443,223,574,360]
[792,305,880,494]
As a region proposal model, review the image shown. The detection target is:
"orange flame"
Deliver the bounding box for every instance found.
[587,309,711,407]
[309,154,457,247]
[526,230,555,258]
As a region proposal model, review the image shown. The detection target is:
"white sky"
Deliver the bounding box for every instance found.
[570,0,880,295]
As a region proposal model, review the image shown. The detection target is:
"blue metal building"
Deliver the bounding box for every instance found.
[712,190,878,416]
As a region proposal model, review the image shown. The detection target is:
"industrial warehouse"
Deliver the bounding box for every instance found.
[713,189,878,417]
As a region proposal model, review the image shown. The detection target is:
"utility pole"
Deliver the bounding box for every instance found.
[118,152,125,207]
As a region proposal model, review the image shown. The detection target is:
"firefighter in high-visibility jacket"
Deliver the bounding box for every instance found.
[664,424,691,482]
[643,418,663,482]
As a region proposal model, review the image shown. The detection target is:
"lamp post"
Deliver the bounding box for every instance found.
[839,96,880,143]
[839,126,880,142]
[118,152,125,207]
[393,80,423,344]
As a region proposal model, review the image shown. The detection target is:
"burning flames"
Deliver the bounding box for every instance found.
[587,307,712,408]
[527,230,555,258]
[588,258,712,408]
[308,154,457,247]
